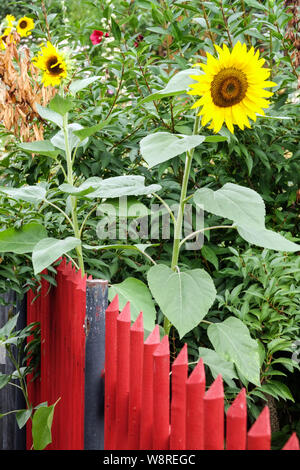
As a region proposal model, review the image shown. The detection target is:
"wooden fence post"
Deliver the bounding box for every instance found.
[84,278,108,450]
[186,359,205,450]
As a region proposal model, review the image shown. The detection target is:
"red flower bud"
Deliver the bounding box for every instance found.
[90,30,104,45]
[105,32,109,37]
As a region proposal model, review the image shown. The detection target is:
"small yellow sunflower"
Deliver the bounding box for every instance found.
[16,16,35,37]
[32,41,68,87]
[0,33,15,50]
[5,14,15,31]
[188,42,277,134]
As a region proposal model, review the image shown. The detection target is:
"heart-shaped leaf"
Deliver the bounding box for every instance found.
[207,317,261,386]
[237,226,300,252]
[140,132,206,168]
[86,175,161,199]
[69,76,101,95]
[147,265,216,338]
[32,237,81,275]
[59,177,102,197]
[198,347,238,387]
[0,185,46,204]
[108,277,156,332]
[0,223,47,254]
[139,68,201,104]
[18,140,60,158]
[51,123,89,152]
[194,183,266,229]
[35,104,63,128]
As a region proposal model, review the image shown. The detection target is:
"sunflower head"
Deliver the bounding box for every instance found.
[0,32,15,50]
[17,16,35,37]
[32,41,69,87]
[188,42,277,134]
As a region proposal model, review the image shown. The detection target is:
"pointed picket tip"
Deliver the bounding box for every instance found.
[205,374,223,400]
[282,432,300,450]
[153,335,169,357]
[173,343,188,367]
[248,406,271,438]
[118,301,131,322]
[145,324,160,345]
[187,358,205,385]
[131,312,144,331]
[106,294,119,313]
[56,256,66,271]
[227,388,247,419]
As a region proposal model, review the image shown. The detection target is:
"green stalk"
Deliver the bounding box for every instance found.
[62,114,85,276]
[171,114,201,271]
[164,114,201,335]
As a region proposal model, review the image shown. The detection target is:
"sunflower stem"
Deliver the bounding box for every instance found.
[164,114,201,336]
[62,113,85,276]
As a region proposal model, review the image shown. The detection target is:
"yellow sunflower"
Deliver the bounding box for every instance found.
[188,42,277,134]
[4,14,15,32]
[16,16,35,37]
[32,41,68,87]
[0,14,15,48]
[0,32,15,50]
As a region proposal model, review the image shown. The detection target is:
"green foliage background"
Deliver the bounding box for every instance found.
[0,0,299,448]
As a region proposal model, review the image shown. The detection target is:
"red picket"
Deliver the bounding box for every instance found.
[226,388,247,450]
[282,432,300,450]
[115,302,131,450]
[186,359,205,450]
[26,274,49,449]
[104,294,119,451]
[139,325,160,450]
[204,375,224,450]
[153,335,170,450]
[247,406,271,450]
[128,312,144,450]
[26,260,86,450]
[26,284,299,451]
[170,343,188,450]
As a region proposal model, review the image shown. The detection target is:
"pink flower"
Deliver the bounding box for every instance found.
[90,30,104,45]
[104,32,109,37]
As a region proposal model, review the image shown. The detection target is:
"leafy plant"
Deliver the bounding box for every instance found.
[0,313,60,450]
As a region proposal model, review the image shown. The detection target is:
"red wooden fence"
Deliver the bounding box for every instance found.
[26,259,87,450]
[104,295,300,451]
[25,265,299,451]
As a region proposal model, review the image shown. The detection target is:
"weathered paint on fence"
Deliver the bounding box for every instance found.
[84,279,107,450]
[104,295,300,451]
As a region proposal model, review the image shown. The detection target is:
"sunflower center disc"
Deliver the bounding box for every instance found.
[211,67,248,107]
[46,56,64,76]
[19,21,28,29]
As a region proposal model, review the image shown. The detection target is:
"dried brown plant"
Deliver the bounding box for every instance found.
[284,0,300,76]
[0,32,56,142]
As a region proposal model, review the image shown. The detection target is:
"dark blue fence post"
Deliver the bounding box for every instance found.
[84,279,108,450]
[0,291,26,450]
